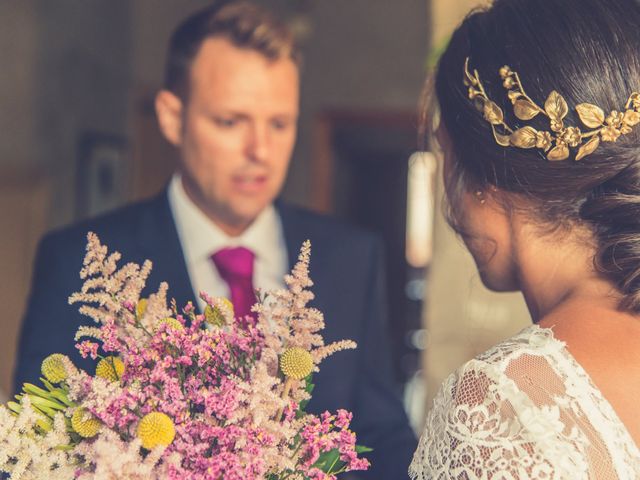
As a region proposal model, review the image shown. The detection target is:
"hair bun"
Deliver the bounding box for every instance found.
[580,167,640,311]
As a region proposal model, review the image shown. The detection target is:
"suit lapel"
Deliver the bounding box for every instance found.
[135,189,198,310]
[277,202,308,271]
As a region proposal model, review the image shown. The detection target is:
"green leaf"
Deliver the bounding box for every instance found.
[35,417,53,433]
[42,378,57,391]
[54,444,75,452]
[356,445,374,454]
[23,383,53,398]
[39,378,74,406]
[297,375,315,417]
[313,448,341,471]
[48,389,74,407]
[32,404,59,418]
[304,375,315,394]
[27,394,66,411]
[6,401,22,415]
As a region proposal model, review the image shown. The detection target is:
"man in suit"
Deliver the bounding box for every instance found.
[14,2,416,477]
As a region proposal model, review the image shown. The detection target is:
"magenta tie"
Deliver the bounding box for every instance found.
[211,246,257,326]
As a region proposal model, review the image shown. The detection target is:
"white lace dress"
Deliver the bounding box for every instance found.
[409,325,640,479]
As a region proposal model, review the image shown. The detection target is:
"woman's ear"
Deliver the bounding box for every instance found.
[155,90,184,146]
[484,184,504,206]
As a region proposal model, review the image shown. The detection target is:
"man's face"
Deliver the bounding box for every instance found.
[158,37,299,234]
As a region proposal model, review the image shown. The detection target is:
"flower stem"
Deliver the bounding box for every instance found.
[276,378,293,422]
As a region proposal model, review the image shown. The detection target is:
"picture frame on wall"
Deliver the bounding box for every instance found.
[76,132,129,219]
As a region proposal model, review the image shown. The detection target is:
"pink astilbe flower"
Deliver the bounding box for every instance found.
[254,241,357,408]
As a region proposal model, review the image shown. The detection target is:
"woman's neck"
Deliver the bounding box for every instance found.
[511,217,620,323]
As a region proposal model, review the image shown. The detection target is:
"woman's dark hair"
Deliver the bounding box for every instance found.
[434,0,640,311]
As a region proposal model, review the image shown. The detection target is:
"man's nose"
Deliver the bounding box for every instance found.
[246,123,270,163]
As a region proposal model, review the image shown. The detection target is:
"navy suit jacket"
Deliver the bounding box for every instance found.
[14,190,416,479]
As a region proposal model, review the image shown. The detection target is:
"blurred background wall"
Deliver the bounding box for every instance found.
[0,0,530,432]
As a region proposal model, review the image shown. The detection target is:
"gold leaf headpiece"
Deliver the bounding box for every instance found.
[464,57,640,161]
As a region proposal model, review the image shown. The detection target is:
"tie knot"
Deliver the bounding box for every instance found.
[211,246,255,280]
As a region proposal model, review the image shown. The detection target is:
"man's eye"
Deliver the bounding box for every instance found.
[214,117,237,128]
[271,119,290,131]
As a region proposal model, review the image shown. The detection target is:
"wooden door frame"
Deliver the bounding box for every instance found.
[310,110,417,213]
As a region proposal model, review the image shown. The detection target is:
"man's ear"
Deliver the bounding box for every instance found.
[155,90,184,146]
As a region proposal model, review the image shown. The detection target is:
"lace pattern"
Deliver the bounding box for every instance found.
[409,325,640,479]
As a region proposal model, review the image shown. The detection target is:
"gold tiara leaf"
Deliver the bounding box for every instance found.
[484,101,504,125]
[513,99,539,120]
[576,104,605,129]
[545,91,568,127]
[548,143,570,161]
[494,131,512,147]
[511,127,538,149]
[577,136,600,161]
[463,57,640,161]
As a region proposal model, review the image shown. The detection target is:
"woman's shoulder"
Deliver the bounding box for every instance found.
[433,324,581,423]
[411,326,594,480]
[412,323,640,479]
[426,325,567,433]
[461,324,566,378]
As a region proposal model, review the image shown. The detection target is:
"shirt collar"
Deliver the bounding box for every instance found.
[167,174,284,266]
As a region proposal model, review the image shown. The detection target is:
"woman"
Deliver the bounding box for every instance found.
[410,0,640,478]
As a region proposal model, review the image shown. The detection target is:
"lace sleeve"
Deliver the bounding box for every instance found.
[409,359,589,480]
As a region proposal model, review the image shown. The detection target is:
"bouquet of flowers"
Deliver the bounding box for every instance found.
[0,233,370,479]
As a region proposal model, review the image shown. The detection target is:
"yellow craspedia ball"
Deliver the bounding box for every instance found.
[71,408,101,438]
[95,356,125,382]
[41,354,69,384]
[204,298,234,327]
[154,317,184,333]
[280,347,314,380]
[136,298,148,319]
[137,412,175,450]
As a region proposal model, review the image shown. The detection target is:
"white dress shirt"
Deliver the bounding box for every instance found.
[167,174,288,311]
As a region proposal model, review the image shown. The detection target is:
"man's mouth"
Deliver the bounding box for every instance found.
[232,175,268,194]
